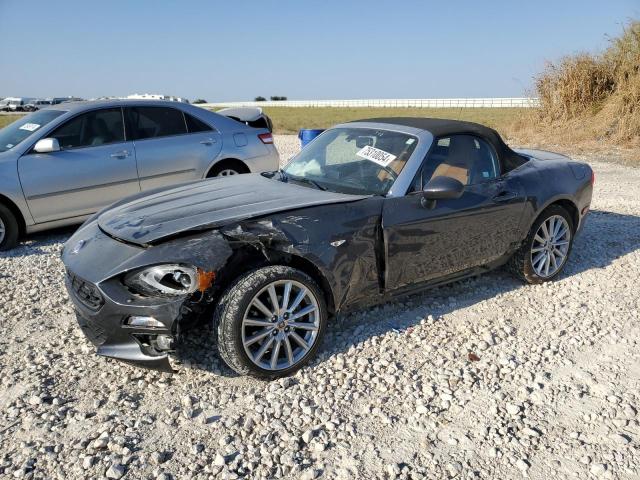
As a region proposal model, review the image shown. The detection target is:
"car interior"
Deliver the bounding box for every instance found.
[420,135,499,188]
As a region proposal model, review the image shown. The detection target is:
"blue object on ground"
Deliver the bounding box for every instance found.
[298,129,325,147]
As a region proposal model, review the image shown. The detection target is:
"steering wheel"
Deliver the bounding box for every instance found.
[381,165,398,181]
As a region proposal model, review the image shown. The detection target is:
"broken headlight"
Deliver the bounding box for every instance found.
[124,264,199,297]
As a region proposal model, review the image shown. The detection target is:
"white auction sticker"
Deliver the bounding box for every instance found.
[19,123,40,132]
[356,145,396,167]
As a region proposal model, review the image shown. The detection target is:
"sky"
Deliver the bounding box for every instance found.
[0,0,638,102]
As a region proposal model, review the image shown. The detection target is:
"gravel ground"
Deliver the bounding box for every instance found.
[1,135,639,479]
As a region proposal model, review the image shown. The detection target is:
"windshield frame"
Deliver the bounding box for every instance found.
[283,123,433,197]
[0,109,67,153]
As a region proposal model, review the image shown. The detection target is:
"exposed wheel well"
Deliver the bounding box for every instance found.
[548,199,579,231]
[206,158,249,177]
[214,247,336,317]
[0,194,26,236]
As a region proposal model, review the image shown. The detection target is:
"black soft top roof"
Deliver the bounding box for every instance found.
[351,117,527,172]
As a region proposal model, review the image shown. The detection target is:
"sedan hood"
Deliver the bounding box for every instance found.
[98,174,367,245]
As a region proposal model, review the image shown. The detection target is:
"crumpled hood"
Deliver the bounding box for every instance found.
[98,174,367,245]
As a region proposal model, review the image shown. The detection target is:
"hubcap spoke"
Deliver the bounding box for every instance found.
[270,339,282,369]
[267,285,280,315]
[288,321,318,331]
[288,287,308,312]
[284,336,294,366]
[254,336,274,362]
[540,221,550,240]
[281,282,292,312]
[245,328,274,347]
[289,305,316,321]
[252,298,274,319]
[244,318,274,327]
[289,331,310,351]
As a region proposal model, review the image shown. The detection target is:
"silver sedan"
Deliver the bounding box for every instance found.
[0,99,280,250]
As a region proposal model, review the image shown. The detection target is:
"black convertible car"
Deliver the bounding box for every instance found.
[62,118,593,378]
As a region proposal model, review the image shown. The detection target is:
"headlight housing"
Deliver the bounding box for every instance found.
[124,264,199,297]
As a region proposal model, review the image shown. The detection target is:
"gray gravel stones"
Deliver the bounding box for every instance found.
[0,137,639,478]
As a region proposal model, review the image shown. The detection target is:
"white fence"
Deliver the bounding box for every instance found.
[203,97,539,109]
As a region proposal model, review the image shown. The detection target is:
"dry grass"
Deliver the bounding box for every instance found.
[0,115,21,129]
[249,107,526,135]
[510,19,640,158]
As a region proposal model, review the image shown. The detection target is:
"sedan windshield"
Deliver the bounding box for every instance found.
[283,127,418,195]
[0,110,66,153]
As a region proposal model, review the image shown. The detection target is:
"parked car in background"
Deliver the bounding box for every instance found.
[23,99,54,111]
[217,107,273,132]
[60,118,592,378]
[0,97,35,112]
[0,99,279,250]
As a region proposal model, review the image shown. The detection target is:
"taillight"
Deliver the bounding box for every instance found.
[591,170,595,185]
[258,133,273,144]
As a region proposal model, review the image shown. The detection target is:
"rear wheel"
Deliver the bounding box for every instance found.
[508,205,574,284]
[207,160,248,178]
[215,266,327,379]
[0,203,19,251]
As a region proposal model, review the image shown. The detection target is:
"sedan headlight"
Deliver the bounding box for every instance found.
[124,264,199,297]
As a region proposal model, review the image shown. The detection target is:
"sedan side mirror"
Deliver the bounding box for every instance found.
[33,138,60,153]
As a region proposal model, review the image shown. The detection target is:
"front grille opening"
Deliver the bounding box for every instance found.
[67,270,104,311]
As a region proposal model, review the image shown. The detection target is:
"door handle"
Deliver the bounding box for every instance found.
[493,191,518,202]
[200,138,217,146]
[110,150,130,158]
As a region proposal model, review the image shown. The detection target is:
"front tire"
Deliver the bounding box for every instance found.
[508,205,574,284]
[0,204,19,251]
[214,266,328,379]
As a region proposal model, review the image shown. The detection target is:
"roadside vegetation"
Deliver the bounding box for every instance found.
[511,19,640,155]
[0,115,21,129]
[223,107,527,135]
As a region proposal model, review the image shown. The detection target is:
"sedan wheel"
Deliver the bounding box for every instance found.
[217,169,238,177]
[0,204,19,251]
[530,214,571,278]
[215,265,327,378]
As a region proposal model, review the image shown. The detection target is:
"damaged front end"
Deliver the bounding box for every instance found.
[62,221,233,372]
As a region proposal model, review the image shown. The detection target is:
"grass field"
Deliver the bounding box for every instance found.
[1,108,526,136]
[0,115,21,129]
[217,107,528,136]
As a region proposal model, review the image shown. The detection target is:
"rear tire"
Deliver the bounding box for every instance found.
[508,205,574,284]
[214,265,327,379]
[0,204,19,251]
[207,160,248,178]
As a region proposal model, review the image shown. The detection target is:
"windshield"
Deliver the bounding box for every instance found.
[283,127,418,195]
[0,109,65,153]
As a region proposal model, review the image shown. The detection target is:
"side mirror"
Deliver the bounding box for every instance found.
[422,176,465,200]
[355,136,374,148]
[33,138,60,153]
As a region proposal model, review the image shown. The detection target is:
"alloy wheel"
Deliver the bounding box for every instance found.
[0,217,5,244]
[217,169,238,177]
[531,214,571,277]
[242,280,320,371]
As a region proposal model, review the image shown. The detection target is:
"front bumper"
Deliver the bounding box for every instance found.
[66,270,185,373]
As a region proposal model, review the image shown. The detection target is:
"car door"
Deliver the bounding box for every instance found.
[18,107,140,224]
[382,134,525,291]
[125,106,222,190]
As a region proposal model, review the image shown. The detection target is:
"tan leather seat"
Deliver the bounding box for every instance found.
[430,136,479,185]
[431,163,469,184]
